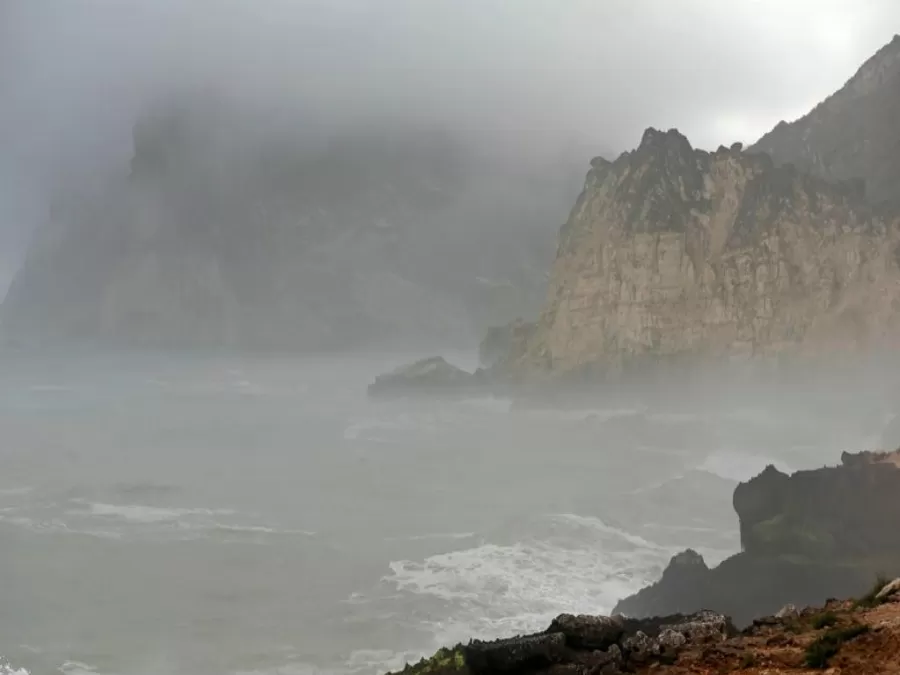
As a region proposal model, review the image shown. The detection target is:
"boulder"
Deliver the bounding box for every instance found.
[367,357,480,398]
[876,578,900,601]
[463,633,565,674]
[547,614,624,650]
[659,610,731,643]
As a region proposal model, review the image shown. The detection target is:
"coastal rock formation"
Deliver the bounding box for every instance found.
[367,356,487,398]
[393,610,734,675]
[499,125,900,378]
[751,34,900,206]
[1,95,570,352]
[390,590,900,674]
[613,451,900,625]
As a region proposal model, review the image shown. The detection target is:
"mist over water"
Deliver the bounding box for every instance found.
[4,3,900,675]
[0,350,887,675]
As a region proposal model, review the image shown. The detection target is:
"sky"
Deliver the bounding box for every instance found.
[1,0,899,290]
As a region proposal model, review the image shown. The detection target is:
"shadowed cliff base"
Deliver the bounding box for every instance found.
[614,450,900,626]
[383,453,900,674]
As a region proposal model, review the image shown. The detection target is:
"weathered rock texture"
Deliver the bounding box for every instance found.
[614,451,900,626]
[389,592,900,674]
[367,356,488,398]
[751,34,900,206]
[502,127,900,378]
[392,610,734,675]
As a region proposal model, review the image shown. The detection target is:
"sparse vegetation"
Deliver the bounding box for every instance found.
[810,611,839,629]
[400,647,467,675]
[854,575,891,609]
[739,652,757,669]
[804,624,870,669]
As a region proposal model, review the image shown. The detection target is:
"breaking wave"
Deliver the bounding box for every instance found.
[380,512,731,649]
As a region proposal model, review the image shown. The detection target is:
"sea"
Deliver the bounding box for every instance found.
[0,350,886,675]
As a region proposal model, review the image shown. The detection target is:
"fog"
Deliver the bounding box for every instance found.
[1,6,900,673]
[2,1,900,291]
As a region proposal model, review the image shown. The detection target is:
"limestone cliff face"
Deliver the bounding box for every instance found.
[751,34,900,205]
[507,128,900,376]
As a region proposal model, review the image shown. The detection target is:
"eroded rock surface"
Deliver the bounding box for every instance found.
[499,126,900,379]
[614,451,900,625]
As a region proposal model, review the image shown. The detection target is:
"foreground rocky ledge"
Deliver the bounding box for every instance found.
[390,582,900,675]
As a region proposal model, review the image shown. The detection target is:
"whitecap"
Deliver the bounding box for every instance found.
[75,501,235,524]
[0,657,29,675]
[0,514,122,539]
[211,523,316,537]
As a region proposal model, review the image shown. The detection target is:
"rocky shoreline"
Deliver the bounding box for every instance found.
[384,451,900,674]
[390,586,900,675]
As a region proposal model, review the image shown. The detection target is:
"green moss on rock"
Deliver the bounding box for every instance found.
[395,647,469,675]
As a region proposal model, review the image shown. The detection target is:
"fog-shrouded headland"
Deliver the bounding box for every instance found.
[2,90,583,351]
[3,1,900,352]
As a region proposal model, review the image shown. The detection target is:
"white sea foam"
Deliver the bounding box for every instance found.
[0,657,29,675]
[77,502,236,524]
[212,523,316,537]
[383,513,686,645]
[0,514,122,539]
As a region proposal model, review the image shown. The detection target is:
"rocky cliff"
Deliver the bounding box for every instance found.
[501,126,900,378]
[750,34,900,206]
[613,451,900,626]
[1,95,572,352]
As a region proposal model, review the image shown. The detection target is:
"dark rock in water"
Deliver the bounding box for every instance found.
[547,614,624,650]
[613,451,900,626]
[367,356,481,397]
[463,633,565,674]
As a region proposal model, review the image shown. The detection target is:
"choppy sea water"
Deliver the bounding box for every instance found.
[0,350,884,675]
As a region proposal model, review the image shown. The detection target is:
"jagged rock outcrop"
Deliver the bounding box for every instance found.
[500,124,900,378]
[750,34,900,206]
[1,94,570,352]
[392,610,734,675]
[388,586,900,674]
[367,356,488,398]
[613,451,900,625]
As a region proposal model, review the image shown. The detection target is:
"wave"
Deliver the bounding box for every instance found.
[381,513,684,647]
[211,523,316,537]
[74,501,235,524]
[0,514,122,539]
[0,659,29,675]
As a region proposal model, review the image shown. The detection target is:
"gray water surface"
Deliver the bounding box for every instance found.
[0,351,878,675]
